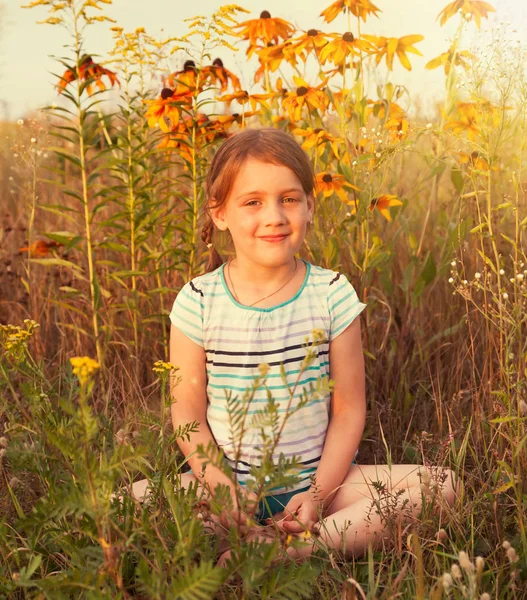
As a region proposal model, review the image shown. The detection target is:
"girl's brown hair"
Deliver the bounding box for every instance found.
[200,128,315,273]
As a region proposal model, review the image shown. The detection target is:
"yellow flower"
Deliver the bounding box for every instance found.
[437,0,495,28]
[315,172,359,203]
[362,34,424,71]
[426,46,473,75]
[281,76,329,122]
[144,87,192,132]
[235,10,294,56]
[152,360,180,373]
[202,58,241,93]
[287,29,329,60]
[293,127,342,159]
[349,195,403,221]
[258,363,270,377]
[319,32,373,66]
[320,0,381,24]
[0,320,40,363]
[70,356,100,386]
[216,89,274,112]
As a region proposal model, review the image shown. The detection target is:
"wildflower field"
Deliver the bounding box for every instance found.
[1,0,526,597]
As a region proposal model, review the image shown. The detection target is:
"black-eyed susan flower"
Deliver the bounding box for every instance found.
[315,171,359,203]
[457,151,495,172]
[202,58,241,93]
[437,0,495,28]
[256,40,299,78]
[320,0,381,23]
[426,46,473,75]
[165,60,200,93]
[367,101,409,142]
[349,195,403,221]
[319,32,373,66]
[18,240,63,257]
[57,54,119,95]
[293,127,342,159]
[215,111,258,129]
[144,87,192,132]
[362,34,424,71]
[235,11,295,57]
[216,89,274,112]
[288,28,329,60]
[445,102,482,139]
[281,77,329,122]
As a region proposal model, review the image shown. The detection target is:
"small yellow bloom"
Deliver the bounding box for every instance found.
[258,363,270,377]
[152,360,180,373]
[70,356,100,386]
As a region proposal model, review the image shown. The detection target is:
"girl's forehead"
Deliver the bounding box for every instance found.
[232,158,302,189]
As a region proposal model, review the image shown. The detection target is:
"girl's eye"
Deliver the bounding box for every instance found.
[244,197,300,206]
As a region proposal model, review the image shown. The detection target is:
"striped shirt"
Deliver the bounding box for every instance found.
[169,258,366,495]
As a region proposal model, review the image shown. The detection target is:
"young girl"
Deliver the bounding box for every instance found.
[135,128,458,560]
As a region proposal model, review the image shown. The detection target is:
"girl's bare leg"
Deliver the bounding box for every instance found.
[287,464,460,561]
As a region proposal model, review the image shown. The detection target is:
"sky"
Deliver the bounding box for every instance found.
[1,0,526,120]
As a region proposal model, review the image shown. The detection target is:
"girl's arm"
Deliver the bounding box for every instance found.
[169,325,242,501]
[311,317,366,509]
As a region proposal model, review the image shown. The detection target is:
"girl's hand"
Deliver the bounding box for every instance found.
[219,488,258,532]
[276,490,320,533]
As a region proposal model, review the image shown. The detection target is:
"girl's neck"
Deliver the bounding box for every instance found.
[229,255,297,284]
[227,256,305,306]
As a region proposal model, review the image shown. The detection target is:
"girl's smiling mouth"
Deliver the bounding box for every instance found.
[259,234,289,242]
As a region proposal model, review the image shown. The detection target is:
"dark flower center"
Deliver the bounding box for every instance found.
[370,197,379,207]
[183,60,196,71]
[232,113,240,118]
[213,58,224,68]
[307,28,319,37]
[161,88,174,99]
[314,128,323,134]
[296,86,308,96]
[343,32,354,42]
[322,174,333,183]
[260,10,271,18]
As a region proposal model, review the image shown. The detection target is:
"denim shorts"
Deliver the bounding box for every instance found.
[186,454,358,525]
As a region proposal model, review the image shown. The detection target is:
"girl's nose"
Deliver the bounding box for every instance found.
[262,201,286,225]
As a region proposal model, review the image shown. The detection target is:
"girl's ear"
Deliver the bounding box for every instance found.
[209,198,229,232]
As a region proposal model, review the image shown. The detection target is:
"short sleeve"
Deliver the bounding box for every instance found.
[328,273,366,341]
[169,281,204,347]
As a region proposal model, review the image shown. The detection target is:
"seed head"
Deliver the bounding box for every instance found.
[260,10,271,18]
[459,551,475,572]
[343,32,354,42]
[506,546,519,563]
[451,563,462,579]
[442,573,453,590]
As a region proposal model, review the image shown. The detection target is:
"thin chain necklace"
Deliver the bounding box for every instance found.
[227,257,298,307]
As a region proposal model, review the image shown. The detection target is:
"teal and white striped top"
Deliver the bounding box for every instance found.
[169,259,366,495]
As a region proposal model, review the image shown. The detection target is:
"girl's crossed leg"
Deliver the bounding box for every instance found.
[284,463,460,561]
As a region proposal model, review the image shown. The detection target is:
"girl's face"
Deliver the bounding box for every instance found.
[210,158,314,268]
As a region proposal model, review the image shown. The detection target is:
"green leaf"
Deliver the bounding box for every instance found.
[450,168,464,194]
[420,252,436,285]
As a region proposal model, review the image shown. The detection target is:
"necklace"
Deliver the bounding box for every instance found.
[227,257,298,307]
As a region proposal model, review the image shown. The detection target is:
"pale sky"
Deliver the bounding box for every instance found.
[1,0,526,119]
